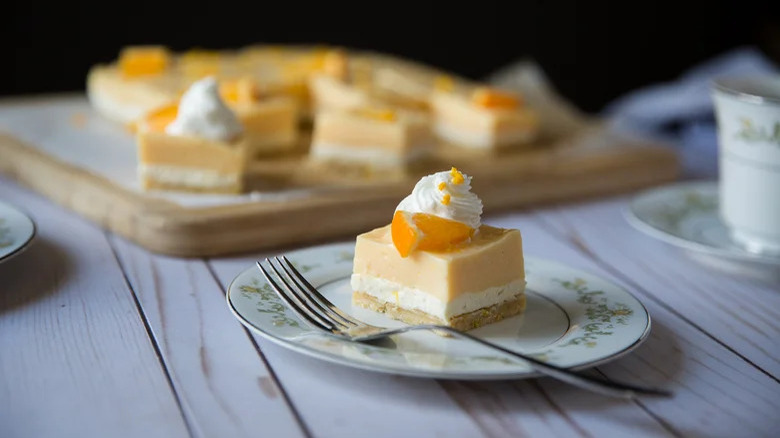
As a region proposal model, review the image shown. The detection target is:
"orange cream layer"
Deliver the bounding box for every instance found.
[308,75,371,112]
[138,132,249,174]
[430,91,538,135]
[312,110,433,152]
[231,97,299,151]
[353,224,524,303]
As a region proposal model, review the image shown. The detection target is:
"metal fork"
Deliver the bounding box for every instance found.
[257,256,671,399]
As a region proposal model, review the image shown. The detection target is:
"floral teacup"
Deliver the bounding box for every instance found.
[712,75,780,255]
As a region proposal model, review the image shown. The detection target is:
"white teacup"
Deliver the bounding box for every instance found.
[711,76,780,255]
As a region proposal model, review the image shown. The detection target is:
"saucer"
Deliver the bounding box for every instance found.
[626,181,780,267]
[0,200,36,264]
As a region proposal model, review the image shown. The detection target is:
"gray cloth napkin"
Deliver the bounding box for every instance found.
[606,47,778,178]
[605,47,778,134]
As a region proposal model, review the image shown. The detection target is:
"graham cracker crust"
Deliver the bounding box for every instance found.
[141,177,243,194]
[352,291,527,331]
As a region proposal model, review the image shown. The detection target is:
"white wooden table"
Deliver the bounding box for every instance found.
[1,122,778,438]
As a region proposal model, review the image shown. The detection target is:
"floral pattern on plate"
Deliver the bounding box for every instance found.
[626,181,780,266]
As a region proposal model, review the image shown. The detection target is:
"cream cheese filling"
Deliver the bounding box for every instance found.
[351,273,525,320]
[139,164,240,189]
[434,121,535,148]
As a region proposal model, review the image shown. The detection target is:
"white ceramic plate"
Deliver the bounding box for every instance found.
[227,243,650,379]
[626,181,780,267]
[0,200,35,264]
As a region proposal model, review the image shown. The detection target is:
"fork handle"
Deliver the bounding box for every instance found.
[389,325,671,399]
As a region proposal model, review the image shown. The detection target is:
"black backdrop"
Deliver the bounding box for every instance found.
[4,1,779,112]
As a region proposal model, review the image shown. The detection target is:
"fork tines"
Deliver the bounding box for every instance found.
[257,257,360,333]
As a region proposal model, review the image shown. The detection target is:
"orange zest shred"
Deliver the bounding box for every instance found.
[437,182,446,191]
[471,87,521,109]
[142,103,178,132]
[450,167,464,184]
[119,46,170,78]
[441,194,451,205]
[391,211,474,258]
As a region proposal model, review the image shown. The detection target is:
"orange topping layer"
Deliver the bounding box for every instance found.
[471,87,521,109]
[433,75,455,93]
[450,167,464,184]
[143,103,178,132]
[220,78,259,105]
[391,211,474,258]
[119,46,170,78]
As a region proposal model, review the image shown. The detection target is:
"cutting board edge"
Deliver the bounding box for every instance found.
[0,131,678,257]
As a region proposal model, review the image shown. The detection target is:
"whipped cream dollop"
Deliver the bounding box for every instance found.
[166,77,243,141]
[396,168,483,229]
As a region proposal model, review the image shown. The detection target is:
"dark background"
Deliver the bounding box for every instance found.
[4,1,779,112]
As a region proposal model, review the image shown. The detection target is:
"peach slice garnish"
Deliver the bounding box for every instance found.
[119,46,170,78]
[391,210,474,257]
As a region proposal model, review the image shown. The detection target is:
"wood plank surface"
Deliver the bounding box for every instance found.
[487,211,780,437]
[0,177,189,438]
[206,252,672,438]
[108,235,305,438]
[2,92,777,437]
[1,153,777,437]
[203,209,779,437]
[538,199,780,377]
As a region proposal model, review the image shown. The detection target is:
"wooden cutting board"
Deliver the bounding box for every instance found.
[0,71,678,257]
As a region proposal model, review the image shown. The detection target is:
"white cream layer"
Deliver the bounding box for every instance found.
[310,142,430,168]
[434,121,535,149]
[351,273,525,321]
[139,164,239,189]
